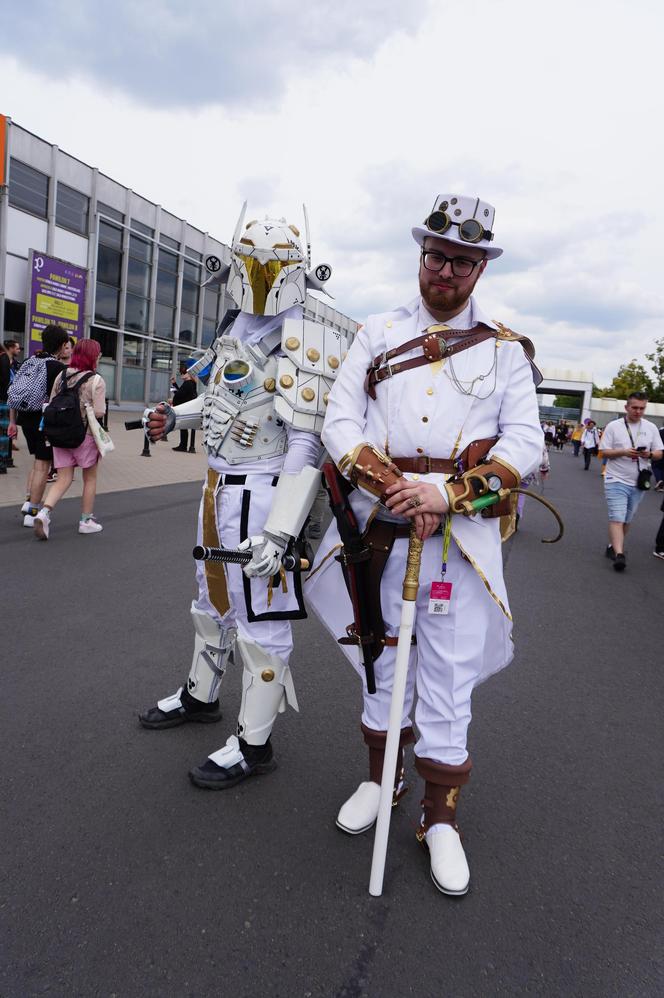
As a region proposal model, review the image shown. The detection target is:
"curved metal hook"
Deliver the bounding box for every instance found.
[511,488,564,543]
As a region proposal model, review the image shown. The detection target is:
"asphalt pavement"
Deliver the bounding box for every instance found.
[1,447,662,997]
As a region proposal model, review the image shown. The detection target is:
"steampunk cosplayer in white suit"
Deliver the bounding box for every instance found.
[139,205,351,789]
[306,194,543,894]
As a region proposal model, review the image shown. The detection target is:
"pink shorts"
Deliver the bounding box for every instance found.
[53,433,99,469]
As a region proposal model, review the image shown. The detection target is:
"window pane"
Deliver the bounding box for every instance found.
[155,303,175,339]
[181,279,199,315]
[125,293,149,332]
[121,366,146,402]
[151,342,172,369]
[97,201,124,223]
[179,311,196,343]
[95,284,119,325]
[160,234,179,251]
[201,318,217,347]
[123,335,146,366]
[184,246,202,261]
[3,299,26,335]
[99,220,123,249]
[158,248,178,274]
[127,257,151,296]
[97,245,122,286]
[156,269,177,305]
[131,219,154,238]
[129,234,152,263]
[183,260,200,283]
[8,160,49,217]
[56,183,89,234]
[203,289,219,320]
[91,325,118,359]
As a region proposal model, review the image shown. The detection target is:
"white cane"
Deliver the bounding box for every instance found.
[369,523,424,897]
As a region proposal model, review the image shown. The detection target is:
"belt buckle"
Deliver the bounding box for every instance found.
[422,456,432,473]
[437,336,449,357]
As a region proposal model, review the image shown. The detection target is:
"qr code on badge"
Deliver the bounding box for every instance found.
[429,599,450,615]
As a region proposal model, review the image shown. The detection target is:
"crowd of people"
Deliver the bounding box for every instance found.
[4,324,108,538]
[540,401,664,568]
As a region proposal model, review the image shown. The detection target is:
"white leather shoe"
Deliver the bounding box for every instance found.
[426,823,470,896]
[336,781,381,835]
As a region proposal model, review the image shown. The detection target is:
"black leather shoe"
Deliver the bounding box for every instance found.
[613,553,626,572]
[171,446,188,452]
[189,736,277,789]
[605,545,616,561]
[139,687,222,729]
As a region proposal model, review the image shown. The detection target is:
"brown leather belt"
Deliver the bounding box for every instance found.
[392,437,498,477]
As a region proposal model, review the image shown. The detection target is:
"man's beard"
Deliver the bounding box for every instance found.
[419,275,475,317]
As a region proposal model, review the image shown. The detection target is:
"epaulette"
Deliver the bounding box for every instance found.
[492,321,542,385]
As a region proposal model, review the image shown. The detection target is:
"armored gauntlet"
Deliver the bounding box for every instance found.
[444,456,520,516]
[339,444,404,503]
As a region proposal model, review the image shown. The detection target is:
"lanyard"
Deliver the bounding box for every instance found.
[623,418,640,447]
[440,514,452,579]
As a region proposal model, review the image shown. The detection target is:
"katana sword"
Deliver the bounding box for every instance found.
[369,522,424,897]
[193,545,310,572]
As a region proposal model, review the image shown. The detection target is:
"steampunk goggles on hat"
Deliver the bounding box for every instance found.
[424,210,494,244]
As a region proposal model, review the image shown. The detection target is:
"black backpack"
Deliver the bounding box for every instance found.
[43,371,95,448]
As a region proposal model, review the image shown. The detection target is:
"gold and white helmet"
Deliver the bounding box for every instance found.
[224,203,332,316]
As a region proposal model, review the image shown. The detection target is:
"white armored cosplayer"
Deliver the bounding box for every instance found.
[139,205,351,789]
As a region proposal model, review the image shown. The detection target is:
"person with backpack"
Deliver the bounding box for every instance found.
[8,324,72,524]
[32,339,106,541]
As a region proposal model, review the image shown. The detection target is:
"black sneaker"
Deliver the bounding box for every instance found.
[613,553,626,572]
[189,736,277,789]
[605,545,616,561]
[139,686,222,729]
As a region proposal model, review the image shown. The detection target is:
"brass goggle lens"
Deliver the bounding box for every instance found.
[424,212,492,244]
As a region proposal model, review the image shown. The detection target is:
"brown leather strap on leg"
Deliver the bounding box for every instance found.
[362,724,415,798]
[415,756,473,838]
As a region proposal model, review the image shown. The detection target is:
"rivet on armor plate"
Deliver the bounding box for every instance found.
[306,348,320,362]
[323,392,329,405]
[280,374,294,389]
[301,387,316,402]
[327,356,340,369]
[261,669,275,682]
[422,416,429,423]
[264,377,276,392]
[285,336,300,351]
[427,388,434,396]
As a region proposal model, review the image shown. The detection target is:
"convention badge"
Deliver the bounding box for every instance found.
[428,580,453,615]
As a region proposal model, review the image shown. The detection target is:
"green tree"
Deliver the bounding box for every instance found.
[602,360,654,400]
[553,394,582,409]
[645,338,664,402]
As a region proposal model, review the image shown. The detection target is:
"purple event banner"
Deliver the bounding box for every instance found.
[27,250,88,357]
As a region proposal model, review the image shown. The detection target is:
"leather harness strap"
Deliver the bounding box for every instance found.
[365,325,497,399]
[392,437,498,477]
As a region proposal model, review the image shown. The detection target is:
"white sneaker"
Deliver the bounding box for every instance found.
[21,501,33,514]
[33,508,51,541]
[426,823,470,896]
[336,781,381,834]
[653,551,664,560]
[23,514,37,528]
[79,516,103,534]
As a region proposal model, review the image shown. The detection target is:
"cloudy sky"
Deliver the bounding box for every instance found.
[1,0,662,384]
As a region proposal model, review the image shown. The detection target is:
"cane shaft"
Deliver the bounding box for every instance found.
[369,524,424,897]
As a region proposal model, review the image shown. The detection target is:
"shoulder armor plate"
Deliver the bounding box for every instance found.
[275,318,351,433]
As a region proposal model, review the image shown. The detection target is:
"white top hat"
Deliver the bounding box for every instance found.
[412,194,503,260]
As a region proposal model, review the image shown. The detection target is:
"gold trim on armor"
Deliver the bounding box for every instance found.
[280,374,294,389]
[264,377,276,392]
[327,356,340,369]
[306,348,320,362]
[261,669,275,682]
[202,470,230,617]
[490,454,522,481]
[285,336,300,351]
[301,387,316,402]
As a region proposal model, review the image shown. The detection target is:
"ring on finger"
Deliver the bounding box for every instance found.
[408,495,423,509]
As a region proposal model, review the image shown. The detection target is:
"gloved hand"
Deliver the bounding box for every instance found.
[144,403,176,442]
[238,533,288,578]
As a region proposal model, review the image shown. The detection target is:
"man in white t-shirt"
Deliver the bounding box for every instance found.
[599,392,663,571]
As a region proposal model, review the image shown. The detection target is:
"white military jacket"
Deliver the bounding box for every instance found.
[318,295,543,618]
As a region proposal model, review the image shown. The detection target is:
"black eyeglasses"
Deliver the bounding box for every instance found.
[421,250,482,279]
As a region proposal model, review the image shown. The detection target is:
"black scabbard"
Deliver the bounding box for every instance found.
[321,462,377,694]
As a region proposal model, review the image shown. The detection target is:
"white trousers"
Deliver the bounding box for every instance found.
[193,472,300,663]
[361,537,513,766]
